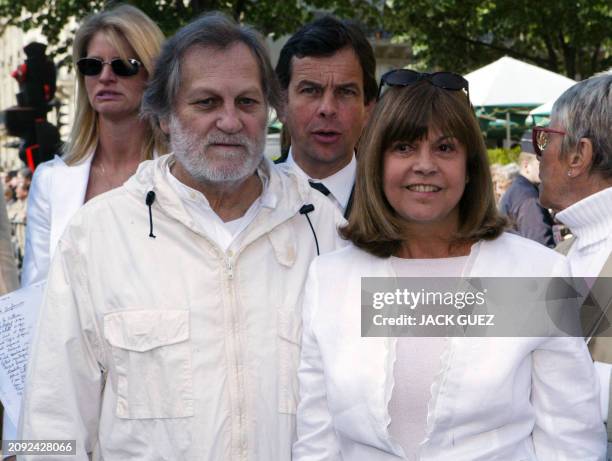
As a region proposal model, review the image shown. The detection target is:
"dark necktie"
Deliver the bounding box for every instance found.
[309,181,331,197]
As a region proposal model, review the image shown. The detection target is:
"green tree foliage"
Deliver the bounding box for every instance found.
[0,0,610,78]
[382,0,611,79]
[0,0,309,67]
[487,146,520,165]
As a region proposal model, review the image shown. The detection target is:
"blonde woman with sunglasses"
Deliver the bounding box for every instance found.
[21,4,166,287]
[4,4,165,446]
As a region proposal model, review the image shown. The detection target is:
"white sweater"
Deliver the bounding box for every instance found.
[556,186,612,278]
[557,186,612,421]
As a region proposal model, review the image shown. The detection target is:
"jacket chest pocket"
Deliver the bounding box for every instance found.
[278,307,301,415]
[104,310,194,419]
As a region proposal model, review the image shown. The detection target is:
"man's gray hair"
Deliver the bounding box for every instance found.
[142,12,281,124]
[551,72,612,179]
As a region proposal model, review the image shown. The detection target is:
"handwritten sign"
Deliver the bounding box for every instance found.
[0,282,45,424]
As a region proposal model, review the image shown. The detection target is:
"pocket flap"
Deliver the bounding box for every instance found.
[104,310,189,352]
[267,222,297,268]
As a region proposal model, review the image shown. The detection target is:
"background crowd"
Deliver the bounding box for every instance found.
[1,169,32,269]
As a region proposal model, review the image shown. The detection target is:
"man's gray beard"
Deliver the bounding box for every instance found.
[169,116,265,184]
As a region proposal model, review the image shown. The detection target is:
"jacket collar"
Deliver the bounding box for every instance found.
[125,154,314,246]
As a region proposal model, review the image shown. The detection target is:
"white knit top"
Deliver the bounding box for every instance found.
[556,186,612,421]
[388,256,468,460]
[556,186,612,278]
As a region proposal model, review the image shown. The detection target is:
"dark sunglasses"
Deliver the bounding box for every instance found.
[377,69,470,103]
[531,126,566,157]
[76,57,142,77]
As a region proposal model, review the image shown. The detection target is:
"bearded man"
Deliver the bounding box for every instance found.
[19,13,344,461]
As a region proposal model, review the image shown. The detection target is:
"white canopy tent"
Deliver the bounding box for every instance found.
[465,56,575,146]
[524,69,610,118]
[465,56,576,107]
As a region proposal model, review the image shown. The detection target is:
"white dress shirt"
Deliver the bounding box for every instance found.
[285,148,355,214]
[556,186,612,422]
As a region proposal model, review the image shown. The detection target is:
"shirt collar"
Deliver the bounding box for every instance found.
[556,186,612,250]
[286,147,356,209]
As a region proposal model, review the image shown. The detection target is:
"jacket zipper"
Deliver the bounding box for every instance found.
[225,252,247,459]
[226,257,234,280]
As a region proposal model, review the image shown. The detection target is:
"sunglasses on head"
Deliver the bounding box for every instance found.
[531,126,566,157]
[76,57,142,77]
[377,69,470,103]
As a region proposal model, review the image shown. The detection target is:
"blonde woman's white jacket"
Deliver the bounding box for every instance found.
[21,153,94,286]
[19,154,346,460]
[293,233,606,460]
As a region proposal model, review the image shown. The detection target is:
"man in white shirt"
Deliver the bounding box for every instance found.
[536,72,612,444]
[275,16,377,217]
[19,13,344,460]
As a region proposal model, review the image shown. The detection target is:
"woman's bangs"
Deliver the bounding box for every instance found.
[103,27,138,63]
[381,94,431,151]
[380,86,471,152]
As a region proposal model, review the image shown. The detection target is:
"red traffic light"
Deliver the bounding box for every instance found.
[10,63,27,84]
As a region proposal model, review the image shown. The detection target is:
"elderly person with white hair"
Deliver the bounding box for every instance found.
[535,72,612,442]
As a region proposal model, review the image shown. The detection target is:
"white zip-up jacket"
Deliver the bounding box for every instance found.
[19,154,346,461]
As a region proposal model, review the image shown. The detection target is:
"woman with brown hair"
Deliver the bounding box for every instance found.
[293,70,605,460]
[21,4,166,287]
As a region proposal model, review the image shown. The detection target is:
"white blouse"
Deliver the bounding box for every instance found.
[388,256,467,458]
